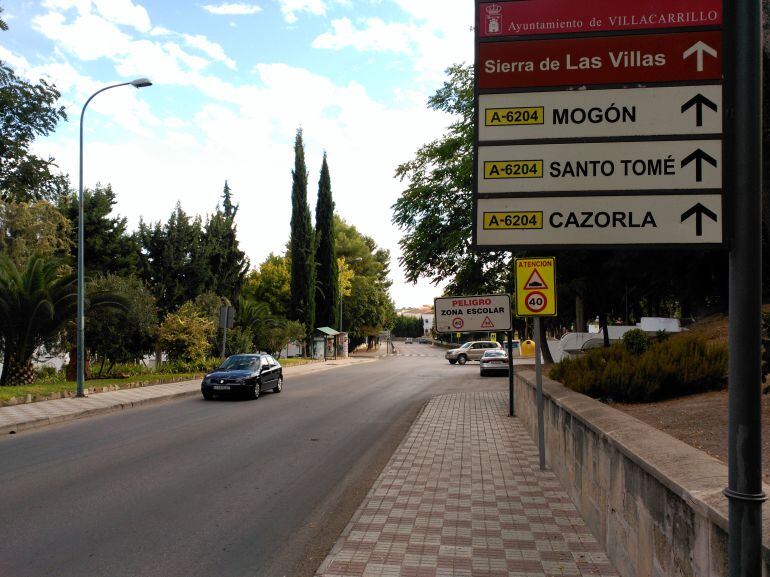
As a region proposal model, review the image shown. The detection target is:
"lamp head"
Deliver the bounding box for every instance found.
[130,78,152,88]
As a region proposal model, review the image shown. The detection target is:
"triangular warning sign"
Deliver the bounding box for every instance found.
[481,316,495,329]
[524,268,548,290]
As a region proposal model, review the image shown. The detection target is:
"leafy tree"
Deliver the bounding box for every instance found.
[333,216,395,348]
[158,301,215,367]
[224,327,255,357]
[190,291,229,357]
[289,129,315,345]
[391,315,424,338]
[85,275,157,375]
[0,8,69,202]
[394,63,735,334]
[203,181,249,302]
[243,254,291,317]
[138,203,209,317]
[337,257,355,299]
[235,297,291,355]
[59,184,139,277]
[344,273,395,350]
[0,255,76,385]
[0,199,71,266]
[392,64,500,288]
[314,154,338,328]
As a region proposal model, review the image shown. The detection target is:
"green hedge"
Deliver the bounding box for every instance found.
[550,334,728,402]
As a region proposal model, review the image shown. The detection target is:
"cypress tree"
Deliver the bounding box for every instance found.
[204,181,249,302]
[314,153,338,329]
[289,129,315,349]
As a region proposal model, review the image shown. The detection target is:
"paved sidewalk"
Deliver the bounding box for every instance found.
[0,356,375,436]
[315,392,619,577]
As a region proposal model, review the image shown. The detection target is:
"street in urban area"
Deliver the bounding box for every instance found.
[0,344,527,577]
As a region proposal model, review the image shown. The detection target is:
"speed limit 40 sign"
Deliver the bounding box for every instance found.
[515,257,557,317]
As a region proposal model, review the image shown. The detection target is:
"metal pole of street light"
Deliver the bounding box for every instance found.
[77,78,152,397]
[725,0,766,574]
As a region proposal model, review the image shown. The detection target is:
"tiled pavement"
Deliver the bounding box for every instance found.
[315,392,619,577]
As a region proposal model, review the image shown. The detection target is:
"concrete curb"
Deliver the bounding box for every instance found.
[0,388,201,436]
[0,357,378,436]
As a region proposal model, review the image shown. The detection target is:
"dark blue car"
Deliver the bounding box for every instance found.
[201,354,283,400]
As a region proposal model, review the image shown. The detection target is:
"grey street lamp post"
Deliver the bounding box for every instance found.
[338,257,363,333]
[76,78,152,397]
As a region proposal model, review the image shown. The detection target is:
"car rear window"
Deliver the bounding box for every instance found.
[484,350,505,357]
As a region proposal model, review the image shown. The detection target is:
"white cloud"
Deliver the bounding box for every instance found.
[182,34,237,70]
[313,17,416,54]
[202,3,262,16]
[32,12,135,61]
[92,0,151,33]
[311,1,473,84]
[24,0,459,307]
[0,46,31,71]
[150,25,173,36]
[277,0,326,24]
[41,0,152,33]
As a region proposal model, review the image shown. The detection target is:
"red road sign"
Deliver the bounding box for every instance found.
[452,317,464,329]
[524,291,548,314]
[478,31,722,90]
[478,0,722,38]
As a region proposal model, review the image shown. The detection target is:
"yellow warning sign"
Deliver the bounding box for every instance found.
[515,257,557,317]
[485,107,545,126]
[483,211,543,230]
[484,160,543,179]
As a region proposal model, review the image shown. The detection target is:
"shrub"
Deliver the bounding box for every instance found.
[622,329,649,355]
[158,302,216,365]
[551,333,727,402]
[34,366,65,384]
[163,357,218,374]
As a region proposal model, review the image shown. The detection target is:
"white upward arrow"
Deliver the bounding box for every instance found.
[683,41,718,72]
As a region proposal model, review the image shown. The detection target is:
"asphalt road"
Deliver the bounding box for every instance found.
[0,344,512,577]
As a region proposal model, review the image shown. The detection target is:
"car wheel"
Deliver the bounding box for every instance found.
[273,375,283,393]
[202,390,214,400]
[448,359,457,365]
[457,354,467,365]
[250,382,261,400]
[480,370,486,377]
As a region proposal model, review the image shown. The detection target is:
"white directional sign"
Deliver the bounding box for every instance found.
[478,140,721,194]
[476,194,723,247]
[473,3,725,250]
[434,294,512,334]
[479,86,722,141]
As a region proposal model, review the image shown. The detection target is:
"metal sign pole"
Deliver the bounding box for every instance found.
[534,317,545,471]
[725,0,766,574]
[507,330,514,417]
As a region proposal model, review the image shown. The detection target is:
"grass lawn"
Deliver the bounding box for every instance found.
[0,372,205,404]
[0,358,322,404]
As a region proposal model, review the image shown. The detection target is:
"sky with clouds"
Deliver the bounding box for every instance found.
[1,0,474,308]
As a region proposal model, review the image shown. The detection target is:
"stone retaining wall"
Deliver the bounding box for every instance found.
[513,369,769,577]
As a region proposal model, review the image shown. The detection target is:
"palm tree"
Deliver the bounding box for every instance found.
[236,298,290,354]
[0,255,77,386]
